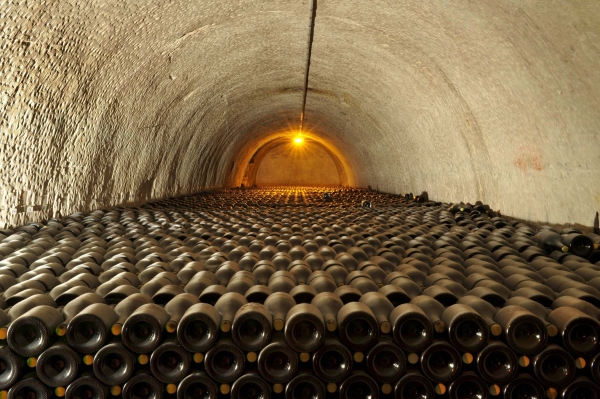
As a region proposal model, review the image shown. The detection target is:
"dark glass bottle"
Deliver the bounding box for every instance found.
[494,305,548,355]
[310,292,344,332]
[176,303,221,353]
[65,375,107,399]
[213,292,248,333]
[162,293,199,333]
[204,339,245,384]
[284,303,325,353]
[257,338,299,384]
[176,372,218,399]
[7,375,50,399]
[264,292,297,332]
[536,230,568,254]
[410,295,446,333]
[476,342,518,385]
[7,305,63,357]
[441,304,489,353]
[285,373,325,399]
[359,292,395,334]
[366,341,406,384]
[560,377,600,399]
[420,341,462,384]
[337,302,379,352]
[230,373,272,399]
[312,339,353,384]
[231,303,273,352]
[149,337,190,384]
[447,372,489,399]
[92,341,135,386]
[394,372,435,399]
[36,342,80,387]
[547,306,600,357]
[66,303,118,354]
[562,233,594,258]
[338,372,379,399]
[532,344,576,388]
[112,293,153,334]
[502,374,544,399]
[389,303,433,353]
[121,372,164,399]
[121,303,170,354]
[0,345,24,389]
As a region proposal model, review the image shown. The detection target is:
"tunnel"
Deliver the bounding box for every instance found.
[1,1,600,397]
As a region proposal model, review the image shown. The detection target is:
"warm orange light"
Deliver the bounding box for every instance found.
[294,136,304,145]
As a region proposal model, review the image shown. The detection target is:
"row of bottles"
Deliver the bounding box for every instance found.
[0,186,599,398]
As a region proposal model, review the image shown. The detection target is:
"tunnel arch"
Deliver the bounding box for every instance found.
[241,135,349,187]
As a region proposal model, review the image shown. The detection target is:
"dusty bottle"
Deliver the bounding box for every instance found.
[230,373,272,399]
[176,372,218,399]
[231,303,273,352]
[121,303,170,354]
[213,292,247,333]
[365,340,406,384]
[149,337,190,384]
[257,337,299,384]
[447,372,489,399]
[502,374,544,399]
[163,293,198,334]
[7,305,63,357]
[476,342,518,385]
[92,341,135,386]
[410,295,446,333]
[285,372,325,399]
[547,306,600,357]
[112,293,153,334]
[562,233,594,258]
[359,292,395,334]
[532,344,576,388]
[389,303,433,353]
[560,377,600,399]
[0,345,25,389]
[7,374,50,399]
[121,372,163,399]
[338,372,379,399]
[494,305,548,355]
[204,339,245,384]
[176,303,221,353]
[66,303,118,354]
[64,375,107,399]
[312,339,353,385]
[337,302,379,352]
[284,303,325,353]
[36,342,81,387]
[420,341,462,384]
[310,292,343,332]
[264,292,296,331]
[441,304,489,353]
[394,372,435,399]
[536,230,568,254]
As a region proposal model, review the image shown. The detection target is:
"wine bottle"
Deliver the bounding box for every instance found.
[0,345,24,389]
[163,293,198,334]
[230,373,272,399]
[562,233,594,258]
[365,340,406,384]
[536,230,568,253]
[476,342,518,385]
[441,304,489,353]
[359,292,395,334]
[447,372,489,399]
[36,342,80,387]
[494,305,548,355]
[285,372,325,399]
[389,303,433,353]
[6,374,50,399]
[410,295,446,333]
[560,377,600,399]
[420,341,462,384]
[394,372,435,399]
[7,305,63,357]
[547,306,600,357]
[310,292,343,332]
[121,372,163,399]
[213,292,247,333]
[257,338,299,384]
[231,303,273,352]
[66,303,118,354]
[65,375,107,399]
[121,303,170,354]
[337,302,379,352]
[112,293,153,334]
[176,303,221,353]
[176,372,217,399]
[502,374,544,399]
[149,337,190,384]
[263,292,296,331]
[312,339,353,384]
[92,341,135,386]
[532,344,576,388]
[338,372,379,399]
[284,303,325,353]
[204,339,245,384]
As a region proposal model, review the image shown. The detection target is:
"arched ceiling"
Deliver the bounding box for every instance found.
[0,0,599,227]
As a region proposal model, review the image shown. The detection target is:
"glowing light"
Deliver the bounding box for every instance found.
[294,135,304,145]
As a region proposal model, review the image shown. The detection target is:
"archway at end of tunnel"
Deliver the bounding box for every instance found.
[241,135,351,187]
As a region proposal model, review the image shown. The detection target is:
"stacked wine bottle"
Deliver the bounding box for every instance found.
[0,186,599,399]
